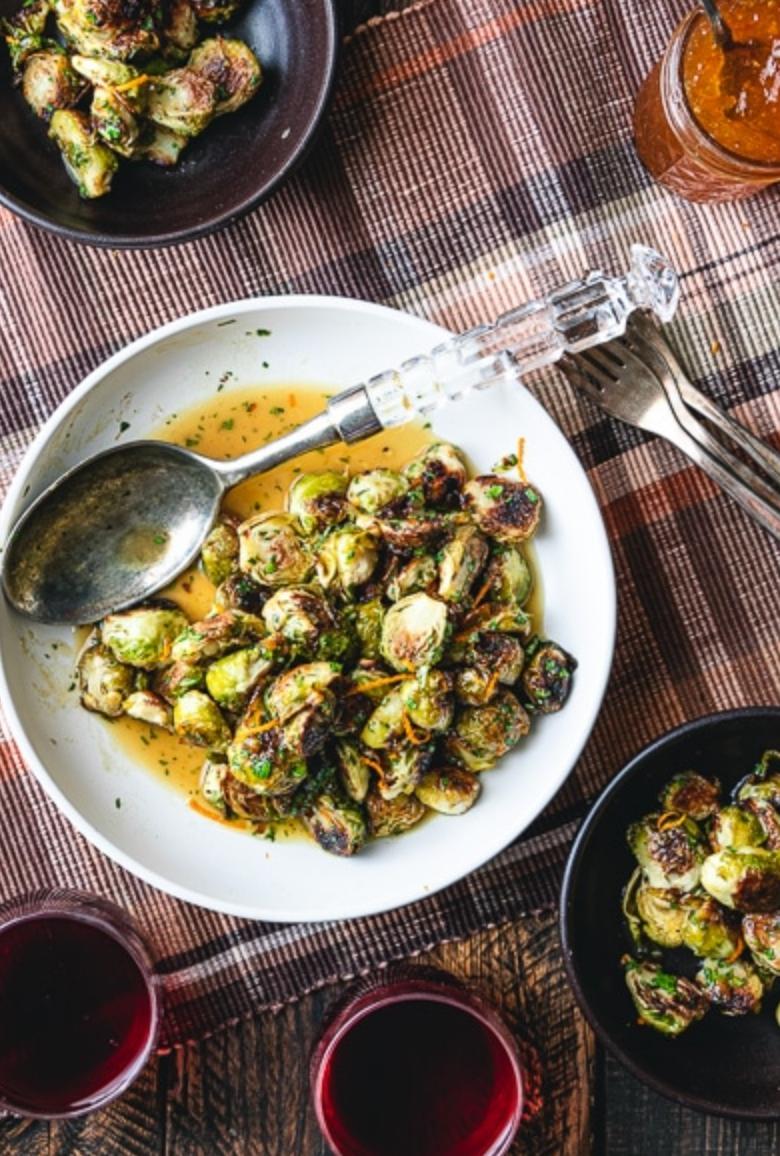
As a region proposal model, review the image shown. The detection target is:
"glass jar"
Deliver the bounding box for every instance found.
[634,10,780,203]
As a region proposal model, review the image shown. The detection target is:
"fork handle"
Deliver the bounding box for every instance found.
[665,421,780,540]
[678,380,780,490]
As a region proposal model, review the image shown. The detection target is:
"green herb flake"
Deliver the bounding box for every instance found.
[119,420,131,433]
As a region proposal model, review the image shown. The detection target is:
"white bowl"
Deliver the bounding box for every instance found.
[0,297,615,922]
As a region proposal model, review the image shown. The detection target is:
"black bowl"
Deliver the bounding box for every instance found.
[0,0,338,247]
[560,707,780,1119]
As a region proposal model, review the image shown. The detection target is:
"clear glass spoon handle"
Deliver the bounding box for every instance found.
[360,244,679,428]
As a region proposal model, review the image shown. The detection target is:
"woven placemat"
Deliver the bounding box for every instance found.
[0,0,778,1047]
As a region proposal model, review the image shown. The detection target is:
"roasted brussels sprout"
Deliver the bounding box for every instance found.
[415,766,481,815]
[152,660,205,702]
[743,798,780,850]
[53,0,160,59]
[162,0,198,57]
[22,50,85,119]
[436,526,488,605]
[204,643,276,711]
[736,756,780,808]
[48,109,119,198]
[260,587,351,660]
[659,771,720,821]
[403,443,467,508]
[213,572,266,615]
[634,883,687,948]
[452,601,531,639]
[354,598,384,659]
[201,519,240,586]
[335,739,371,803]
[453,630,525,687]
[265,661,341,723]
[146,67,217,136]
[680,895,742,959]
[316,526,380,594]
[464,476,542,543]
[454,666,501,707]
[188,36,261,115]
[743,912,780,976]
[224,773,296,822]
[400,669,453,733]
[227,722,307,795]
[366,787,425,838]
[347,469,409,515]
[380,593,449,673]
[623,958,709,1037]
[286,471,348,536]
[199,755,228,813]
[445,690,530,772]
[170,609,265,663]
[77,640,135,717]
[189,0,244,23]
[521,641,576,713]
[69,53,138,88]
[360,684,408,750]
[91,85,142,156]
[173,690,231,750]
[701,848,780,912]
[376,742,434,801]
[303,791,367,857]
[238,512,313,587]
[482,546,532,606]
[123,689,173,730]
[627,814,706,892]
[375,509,444,552]
[2,0,50,71]
[385,555,437,603]
[102,603,189,670]
[709,804,765,852]
[130,122,189,166]
[696,957,763,1016]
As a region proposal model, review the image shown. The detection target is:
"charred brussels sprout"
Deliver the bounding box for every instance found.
[415,766,481,815]
[709,804,765,852]
[464,476,542,543]
[153,660,205,702]
[188,38,261,117]
[454,667,501,707]
[380,593,449,673]
[400,669,453,733]
[743,798,780,850]
[366,788,425,838]
[386,555,437,603]
[354,598,384,659]
[48,109,118,198]
[446,691,530,772]
[262,587,335,648]
[634,883,687,948]
[53,0,159,59]
[91,85,143,156]
[623,958,709,1037]
[403,443,467,508]
[743,913,780,976]
[171,609,265,663]
[227,723,307,795]
[696,958,763,1016]
[453,631,525,687]
[627,814,706,892]
[736,752,780,808]
[376,743,434,801]
[521,641,576,713]
[316,526,380,594]
[335,739,370,803]
[22,50,85,119]
[347,469,408,515]
[130,122,189,166]
[204,643,276,711]
[238,512,313,586]
[286,471,348,536]
[123,689,173,730]
[102,603,189,670]
[680,895,742,960]
[201,519,240,586]
[659,771,720,821]
[303,792,367,857]
[483,546,532,606]
[375,508,443,552]
[213,572,266,615]
[2,0,50,71]
[436,526,488,605]
[701,848,780,912]
[146,68,217,136]
[173,690,231,751]
[265,661,341,723]
[162,0,197,57]
[77,640,135,717]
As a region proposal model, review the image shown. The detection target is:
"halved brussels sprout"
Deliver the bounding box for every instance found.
[436,526,488,605]
[696,958,763,1016]
[173,690,231,750]
[189,38,261,116]
[163,0,197,57]
[635,883,687,948]
[146,67,216,136]
[376,743,434,801]
[403,443,467,508]
[227,723,307,796]
[205,643,276,711]
[347,469,409,515]
[48,109,119,198]
[360,685,408,750]
[316,526,380,594]
[102,603,189,670]
[659,771,720,821]
[453,631,525,687]
[454,667,500,707]
[189,0,244,23]
[302,792,367,857]
[123,689,173,730]
[375,509,443,551]
[464,475,543,542]
[262,587,335,647]
[283,702,333,759]
[743,798,780,850]
[623,958,709,1037]
[627,814,706,892]
[239,512,313,587]
[680,895,742,959]
[482,546,532,606]
[452,602,531,640]
[736,755,780,808]
[335,739,371,802]
[701,848,780,912]
[347,659,397,702]
[354,598,384,659]
[386,556,437,603]
[445,690,530,772]
[366,787,425,837]
[54,0,159,59]
[213,572,266,615]
[152,660,205,701]
[69,54,138,88]
[400,669,453,733]
[171,609,266,663]
[265,661,341,723]
[709,804,765,852]
[743,913,780,977]
[2,0,50,71]
[199,756,228,814]
[22,50,85,119]
[201,519,240,586]
[91,85,142,157]
[415,766,481,815]
[521,641,576,713]
[380,593,449,673]
[200,757,296,821]
[130,122,189,166]
[77,640,135,717]
[286,471,348,536]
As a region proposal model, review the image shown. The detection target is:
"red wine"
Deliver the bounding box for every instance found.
[320,996,520,1156]
[0,914,155,1115]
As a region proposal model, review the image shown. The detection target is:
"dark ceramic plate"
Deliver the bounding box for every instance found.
[0,0,338,247]
[560,707,780,1119]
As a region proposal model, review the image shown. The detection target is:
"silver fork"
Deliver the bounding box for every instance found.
[560,343,780,541]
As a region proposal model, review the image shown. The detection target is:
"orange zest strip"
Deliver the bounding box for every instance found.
[362,755,384,775]
[245,718,279,735]
[726,934,745,964]
[402,710,428,746]
[346,674,408,696]
[114,73,149,93]
[485,671,500,699]
[657,811,687,831]
[471,575,493,610]
[516,436,527,483]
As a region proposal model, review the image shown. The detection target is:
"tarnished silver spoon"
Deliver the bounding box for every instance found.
[1,245,678,624]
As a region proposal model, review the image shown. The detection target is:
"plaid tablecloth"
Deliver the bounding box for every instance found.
[0,0,778,1048]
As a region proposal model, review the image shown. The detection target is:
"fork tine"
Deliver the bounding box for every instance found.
[558,355,604,402]
[572,347,622,388]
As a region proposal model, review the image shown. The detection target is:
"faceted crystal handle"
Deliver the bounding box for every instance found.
[362,244,680,427]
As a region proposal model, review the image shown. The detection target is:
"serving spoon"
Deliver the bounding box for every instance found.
[1,245,678,625]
